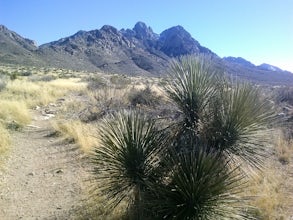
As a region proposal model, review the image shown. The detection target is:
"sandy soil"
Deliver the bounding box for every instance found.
[0,109,91,219]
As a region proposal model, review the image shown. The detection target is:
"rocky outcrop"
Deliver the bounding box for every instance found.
[158,26,214,57]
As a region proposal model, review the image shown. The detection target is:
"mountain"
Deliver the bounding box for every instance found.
[157,25,214,57]
[37,22,215,75]
[223,57,255,68]
[258,63,282,72]
[223,56,293,85]
[0,25,44,66]
[0,22,293,85]
[37,23,170,75]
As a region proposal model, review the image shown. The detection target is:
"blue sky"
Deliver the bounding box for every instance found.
[1,0,293,72]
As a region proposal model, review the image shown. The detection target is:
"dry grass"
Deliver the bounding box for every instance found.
[1,78,86,107]
[0,123,10,155]
[0,70,87,159]
[0,100,31,126]
[243,166,287,219]
[51,120,99,153]
[50,87,130,154]
[87,87,129,103]
[275,130,292,164]
[241,129,292,219]
[48,78,86,91]
[0,77,85,127]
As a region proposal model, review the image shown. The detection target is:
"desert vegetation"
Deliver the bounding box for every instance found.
[88,56,288,219]
[0,58,292,219]
[0,65,86,158]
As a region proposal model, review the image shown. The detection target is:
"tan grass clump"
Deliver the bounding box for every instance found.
[47,78,86,91]
[0,100,31,126]
[275,130,292,164]
[243,163,287,219]
[240,130,291,219]
[3,78,86,107]
[222,154,287,219]
[52,120,99,153]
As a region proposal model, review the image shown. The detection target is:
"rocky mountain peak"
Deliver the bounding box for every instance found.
[0,25,37,50]
[160,25,195,41]
[0,25,8,32]
[158,25,207,57]
[161,25,187,35]
[223,57,255,67]
[133,21,157,40]
[100,25,120,35]
[73,30,87,37]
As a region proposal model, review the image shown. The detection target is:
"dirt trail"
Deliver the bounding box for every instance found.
[0,110,91,219]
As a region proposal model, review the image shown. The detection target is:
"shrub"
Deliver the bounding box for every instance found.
[10,72,18,80]
[21,71,32,77]
[87,76,107,90]
[110,74,131,89]
[275,86,293,105]
[128,86,160,107]
[79,88,128,122]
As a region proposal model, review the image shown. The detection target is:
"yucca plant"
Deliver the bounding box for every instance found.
[165,56,274,169]
[201,82,275,169]
[91,56,274,219]
[91,110,167,217]
[144,142,248,220]
[165,56,222,135]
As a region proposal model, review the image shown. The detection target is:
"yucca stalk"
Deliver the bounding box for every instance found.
[91,110,166,216]
[201,82,275,168]
[145,143,249,220]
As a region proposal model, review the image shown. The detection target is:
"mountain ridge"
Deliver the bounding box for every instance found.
[0,22,292,85]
